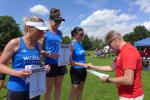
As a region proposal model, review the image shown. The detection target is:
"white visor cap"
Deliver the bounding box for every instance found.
[26,22,48,31]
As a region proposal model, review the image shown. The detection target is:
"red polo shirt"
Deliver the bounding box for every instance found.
[115,43,144,98]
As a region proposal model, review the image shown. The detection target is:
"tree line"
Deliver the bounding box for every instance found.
[1,15,150,51]
[123,26,150,44]
[62,34,104,50]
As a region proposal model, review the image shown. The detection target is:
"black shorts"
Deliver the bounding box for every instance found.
[7,90,40,100]
[70,67,87,84]
[46,64,67,77]
[0,74,6,80]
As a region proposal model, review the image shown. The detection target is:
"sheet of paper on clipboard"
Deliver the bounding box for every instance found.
[25,65,46,99]
[58,44,70,66]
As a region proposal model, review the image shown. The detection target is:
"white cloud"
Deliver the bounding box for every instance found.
[135,0,150,13]
[117,14,136,21]
[142,21,150,30]
[80,9,137,38]
[30,4,49,15]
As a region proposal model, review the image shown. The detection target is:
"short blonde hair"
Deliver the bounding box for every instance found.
[23,16,44,33]
[105,30,122,45]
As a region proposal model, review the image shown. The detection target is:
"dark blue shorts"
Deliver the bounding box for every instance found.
[70,67,87,84]
[46,64,67,77]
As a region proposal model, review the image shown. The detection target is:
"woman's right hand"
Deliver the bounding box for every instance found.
[84,63,94,69]
[16,70,31,78]
[50,53,59,58]
[41,51,59,58]
[87,65,95,69]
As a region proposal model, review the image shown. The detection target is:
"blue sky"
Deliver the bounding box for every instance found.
[0,0,150,38]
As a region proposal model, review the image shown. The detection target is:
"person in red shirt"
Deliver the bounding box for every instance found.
[88,30,144,100]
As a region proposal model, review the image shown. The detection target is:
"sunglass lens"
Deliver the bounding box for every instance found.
[55,20,61,24]
[80,33,84,36]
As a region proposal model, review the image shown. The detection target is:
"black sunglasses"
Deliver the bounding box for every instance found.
[79,33,84,36]
[53,19,62,24]
[108,37,118,46]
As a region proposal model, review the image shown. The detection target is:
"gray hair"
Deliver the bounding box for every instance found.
[105,30,122,45]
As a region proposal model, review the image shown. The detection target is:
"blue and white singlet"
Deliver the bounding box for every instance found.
[43,30,62,64]
[71,40,86,69]
[7,37,41,91]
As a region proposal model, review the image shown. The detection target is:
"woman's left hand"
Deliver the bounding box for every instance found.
[44,65,51,73]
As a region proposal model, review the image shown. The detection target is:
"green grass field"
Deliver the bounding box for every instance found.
[0,53,150,100]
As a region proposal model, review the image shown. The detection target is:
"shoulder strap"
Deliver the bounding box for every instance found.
[71,40,76,47]
[57,30,62,39]
[19,37,25,49]
[35,42,40,52]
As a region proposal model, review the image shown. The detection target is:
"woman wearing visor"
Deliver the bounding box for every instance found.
[42,8,67,100]
[0,16,48,100]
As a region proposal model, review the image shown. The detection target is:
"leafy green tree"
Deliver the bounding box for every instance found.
[134,25,149,40]
[62,36,71,44]
[123,34,130,42]
[123,25,150,44]
[148,32,150,37]
[82,34,92,50]
[0,16,21,51]
[90,37,104,50]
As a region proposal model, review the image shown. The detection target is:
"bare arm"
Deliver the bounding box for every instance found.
[0,38,18,64]
[69,44,89,68]
[38,37,47,56]
[37,40,48,57]
[0,38,30,78]
[106,69,134,85]
[39,37,59,59]
[38,37,44,51]
[92,64,135,85]
[90,63,116,71]
[38,39,51,72]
